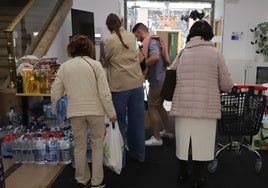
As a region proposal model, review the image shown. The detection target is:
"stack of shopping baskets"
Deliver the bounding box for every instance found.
[208,84,267,174]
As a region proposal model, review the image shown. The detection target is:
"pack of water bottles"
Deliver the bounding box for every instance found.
[1,126,74,165]
[1,124,93,166]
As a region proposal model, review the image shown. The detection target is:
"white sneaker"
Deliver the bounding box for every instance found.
[160,130,174,139]
[145,136,163,146]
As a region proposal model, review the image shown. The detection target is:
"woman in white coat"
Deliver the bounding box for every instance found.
[51,35,117,188]
[170,20,233,188]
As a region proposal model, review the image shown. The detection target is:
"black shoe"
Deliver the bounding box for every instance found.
[177,159,190,183]
[193,178,206,188]
[192,160,208,188]
[128,157,144,163]
[177,173,191,183]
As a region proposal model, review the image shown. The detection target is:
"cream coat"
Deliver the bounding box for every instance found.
[103,27,145,92]
[51,56,116,119]
[170,36,233,119]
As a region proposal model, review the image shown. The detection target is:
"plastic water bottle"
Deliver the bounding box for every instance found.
[56,96,68,127]
[11,136,21,163]
[2,134,14,158]
[26,136,35,163]
[87,128,92,163]
[59,135,71,164]
[46,135,59,165]
[20,135,28,163]
[11,108,18,128]
[34,134,46,164]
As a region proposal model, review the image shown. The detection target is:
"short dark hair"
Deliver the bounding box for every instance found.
[132,22,149,33]
[186,20,214,42]
[67,35,94,58]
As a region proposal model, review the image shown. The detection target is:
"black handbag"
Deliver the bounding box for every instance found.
[160,50,183,101]
[140,58,146,70]
[160,69,176,101]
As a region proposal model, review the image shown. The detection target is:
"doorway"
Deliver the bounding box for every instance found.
[124,0,214,58]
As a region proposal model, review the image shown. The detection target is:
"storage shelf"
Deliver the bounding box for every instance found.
[0,87,16,94]
[16,93,51,97]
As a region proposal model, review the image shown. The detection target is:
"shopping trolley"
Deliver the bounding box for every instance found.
[208,84,267,174]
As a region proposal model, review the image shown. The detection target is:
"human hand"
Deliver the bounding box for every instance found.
[109,116,117,122]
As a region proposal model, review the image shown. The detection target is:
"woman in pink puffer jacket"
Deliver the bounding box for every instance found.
[170,20,233,188]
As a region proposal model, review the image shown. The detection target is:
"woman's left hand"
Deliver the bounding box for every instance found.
[109,116,117,122]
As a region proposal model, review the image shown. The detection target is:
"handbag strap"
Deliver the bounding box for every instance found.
[170,49,184,69]
[81,56,97,80]
[81,56,99,94]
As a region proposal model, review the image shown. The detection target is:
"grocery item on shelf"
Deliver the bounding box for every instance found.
[16,55,60,94]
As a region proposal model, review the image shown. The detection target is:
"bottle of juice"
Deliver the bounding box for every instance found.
[40,73,45,93]
[33,70,40,93]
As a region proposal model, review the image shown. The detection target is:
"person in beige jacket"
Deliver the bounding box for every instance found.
[103,13,146,166]
[170,20,233,188]
[51,35,116,188]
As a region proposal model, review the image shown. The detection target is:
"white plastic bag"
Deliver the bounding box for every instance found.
[103,121,124,174]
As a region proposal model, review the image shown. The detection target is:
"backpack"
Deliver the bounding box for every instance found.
[150,35,171,66]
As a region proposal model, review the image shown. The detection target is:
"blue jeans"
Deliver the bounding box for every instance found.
[112,86,145,165]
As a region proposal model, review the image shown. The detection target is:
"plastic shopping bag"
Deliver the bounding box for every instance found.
[103,122,124,174]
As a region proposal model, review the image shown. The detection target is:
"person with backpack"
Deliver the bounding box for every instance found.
[132,23,174,146]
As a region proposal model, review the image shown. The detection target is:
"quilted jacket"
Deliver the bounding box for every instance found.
[170,36,233,119]
[51,56,116,119]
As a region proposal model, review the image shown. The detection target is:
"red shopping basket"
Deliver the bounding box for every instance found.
[218,84,267,136]
[208,84,267,174]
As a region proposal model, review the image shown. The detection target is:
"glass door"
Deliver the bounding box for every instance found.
[125,0,214,54]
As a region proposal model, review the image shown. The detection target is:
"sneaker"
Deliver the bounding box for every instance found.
[145,136,163,146]
[160,130,174,139]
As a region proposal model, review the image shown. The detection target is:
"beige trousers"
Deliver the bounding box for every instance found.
[175,117,217,161]
[70,115,104,185]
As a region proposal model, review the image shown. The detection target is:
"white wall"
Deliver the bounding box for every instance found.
[47,0,268,66]
[46,14,72,64]
[46,0,121,63]
[220,0,268,84]
[72,0,121,38]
